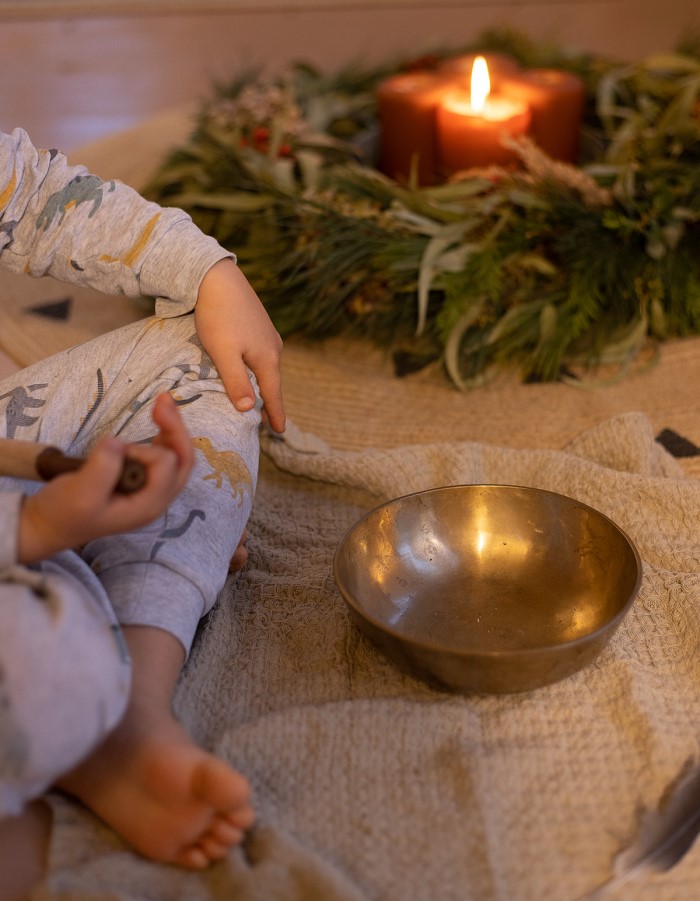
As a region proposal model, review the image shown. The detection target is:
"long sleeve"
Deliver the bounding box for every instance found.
[0,128,233,316]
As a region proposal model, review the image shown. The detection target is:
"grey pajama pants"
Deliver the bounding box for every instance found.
[0,314,260,815]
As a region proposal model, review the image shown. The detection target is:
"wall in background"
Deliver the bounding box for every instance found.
[0,0,624,14]
[0,0,696,150]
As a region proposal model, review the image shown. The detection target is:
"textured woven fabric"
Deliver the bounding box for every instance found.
[277,335,700,481]
[40,412,700,901]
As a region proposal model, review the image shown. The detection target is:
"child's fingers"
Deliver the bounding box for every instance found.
[20,429,190,561]
[219,354,285,433]
[252,365,285,434]
[216,359,257,415]
[79,436,130,500]
[117,442,182,506]
[150,393,195,473]
[84,434,182,508]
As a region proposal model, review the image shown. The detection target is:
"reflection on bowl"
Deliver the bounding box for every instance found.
[333,484,641,694]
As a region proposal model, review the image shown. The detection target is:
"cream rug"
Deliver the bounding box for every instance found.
[41,412,700,901]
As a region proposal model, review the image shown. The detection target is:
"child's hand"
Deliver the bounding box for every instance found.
[17,393,194,564]
[194,259,286,433]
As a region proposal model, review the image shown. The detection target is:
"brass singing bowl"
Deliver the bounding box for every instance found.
[333,485,642,694]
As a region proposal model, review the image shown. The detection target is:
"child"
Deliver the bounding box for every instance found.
[0,127,285,896]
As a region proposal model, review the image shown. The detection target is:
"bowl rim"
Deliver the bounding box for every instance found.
[333,483,643,659]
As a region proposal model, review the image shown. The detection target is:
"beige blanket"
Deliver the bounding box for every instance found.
[35,411,700,901]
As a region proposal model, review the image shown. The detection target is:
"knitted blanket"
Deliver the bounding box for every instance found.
[38,411,700,901]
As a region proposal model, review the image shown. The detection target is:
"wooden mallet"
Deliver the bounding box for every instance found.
[0,438,147,494]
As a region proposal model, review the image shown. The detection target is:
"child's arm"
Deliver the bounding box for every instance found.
[0,128,221,300]
[16,394,193,565]
[0,128,285,432]
[195,259,285,434]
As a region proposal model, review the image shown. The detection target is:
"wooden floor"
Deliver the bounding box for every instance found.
[0,351,17,378]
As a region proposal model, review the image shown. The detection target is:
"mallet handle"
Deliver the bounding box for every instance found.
[0,438,146,494]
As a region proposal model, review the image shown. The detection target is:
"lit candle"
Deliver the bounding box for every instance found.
[499,68,586,162]
[435,56,531,175]
[376,70,453,185]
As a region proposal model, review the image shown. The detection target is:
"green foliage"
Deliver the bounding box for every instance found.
[144,29,700,389]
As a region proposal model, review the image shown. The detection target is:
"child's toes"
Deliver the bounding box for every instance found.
[176,845,210,870]
[209,817,244,847]
[224,805,255,832]
[198,835,232,861]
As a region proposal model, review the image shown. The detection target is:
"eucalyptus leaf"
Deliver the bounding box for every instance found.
[646,235,667,260]
[296,149,325,191]
[416,223,474,334]
[269,157,297,192]
[444,300,486,390]
[656,79,700,134]
[505,190,549,210]
[584,163,624,179]
[671,207,699,221]
[392,209,467,237]
[643,52,700,74]
[597,313,649,364]
[537,304,559,349]
[166,192,277,212]
[423,177,496,202]
[650,295,667,338]
[517,254,558,277]
[486,300,542,345]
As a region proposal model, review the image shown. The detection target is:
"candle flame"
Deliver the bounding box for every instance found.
[471,56,490,113]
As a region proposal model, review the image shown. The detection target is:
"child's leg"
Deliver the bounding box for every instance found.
[0,560,131,812]
[1,313,258,655]
[0,557,130,896]
[57,623,254,870]
[78,316,260,655]
[0,314,259,869]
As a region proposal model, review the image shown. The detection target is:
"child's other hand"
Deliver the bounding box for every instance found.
[17,393,193,564]
[194,258,286,434]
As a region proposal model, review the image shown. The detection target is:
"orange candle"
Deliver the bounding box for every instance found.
[377,70,453,185]
[500,68,586,162]
[435,57,531,175]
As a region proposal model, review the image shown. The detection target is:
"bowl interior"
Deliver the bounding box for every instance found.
[334,485,641,655]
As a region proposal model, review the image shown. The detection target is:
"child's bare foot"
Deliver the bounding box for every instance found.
[58,712,252,868]
[58,625,254,869]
